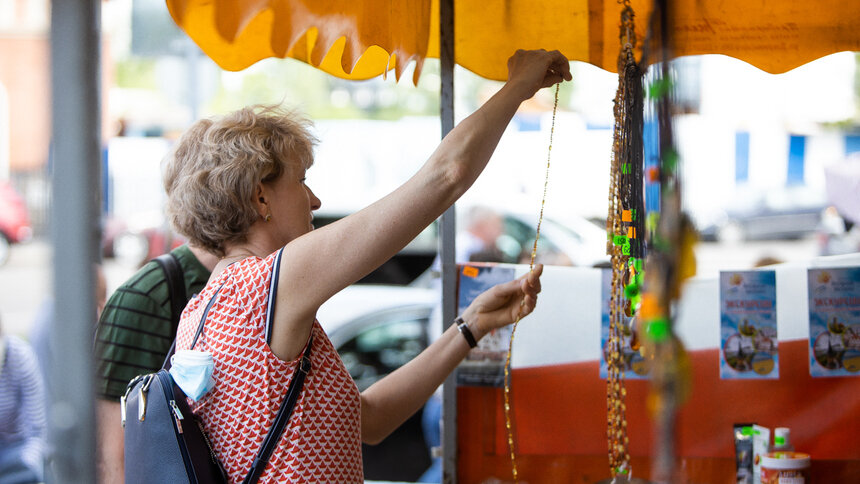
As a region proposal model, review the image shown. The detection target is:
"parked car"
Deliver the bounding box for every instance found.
[102,216,186,267]
[0,182,33,266]
[313,207,609,286]
[499,210,609,267]
[698,186,829,243]
[317,284,439,482]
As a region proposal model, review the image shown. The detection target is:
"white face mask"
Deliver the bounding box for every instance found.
[169,349,215,401]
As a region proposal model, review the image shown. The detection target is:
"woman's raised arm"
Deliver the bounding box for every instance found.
[271,50,570,359]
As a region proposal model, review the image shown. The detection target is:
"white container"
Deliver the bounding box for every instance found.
[761,452,811,483]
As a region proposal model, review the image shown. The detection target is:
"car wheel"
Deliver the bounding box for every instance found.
[0,234,10,266]
[717,221,745,244]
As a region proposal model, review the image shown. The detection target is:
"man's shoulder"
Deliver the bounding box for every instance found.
[171,245,212,282]
[115,259,168,294]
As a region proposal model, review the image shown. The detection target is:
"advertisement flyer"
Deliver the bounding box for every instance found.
[455,263,516,387]
[807,267,860,377]
[719,270,779,379]
[599,269,649,379]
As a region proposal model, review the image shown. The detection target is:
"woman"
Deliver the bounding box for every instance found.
[165,49,570,482]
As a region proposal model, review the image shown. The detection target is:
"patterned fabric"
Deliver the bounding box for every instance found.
[93,245,211,400]
[176,250,363,483]
[0,335,46,481]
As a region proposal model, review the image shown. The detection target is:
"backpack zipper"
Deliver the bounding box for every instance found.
[169,400,184,434]
[158,372,197,481]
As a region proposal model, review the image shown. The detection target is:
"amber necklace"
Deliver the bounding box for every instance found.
[502,83,559,483]
[605,2,643,480]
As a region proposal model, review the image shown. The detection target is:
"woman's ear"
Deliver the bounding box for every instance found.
[254,182,268,218]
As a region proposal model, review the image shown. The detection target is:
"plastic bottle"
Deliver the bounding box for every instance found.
[772,427,794,452]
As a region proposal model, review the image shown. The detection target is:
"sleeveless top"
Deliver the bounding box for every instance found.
[175,249,363,483]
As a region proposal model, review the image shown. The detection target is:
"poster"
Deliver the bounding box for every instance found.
[455,263,516,387]
[808,267,860,377]
[719,270,779,379]
[599,269,649,379]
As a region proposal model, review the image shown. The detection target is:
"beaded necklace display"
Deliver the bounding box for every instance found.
[502,83,559,483]
[637,1,695,480]
[605,2,644,480]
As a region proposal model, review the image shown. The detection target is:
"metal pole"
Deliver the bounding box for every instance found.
[439,0,457,482]
[48,1,101,482]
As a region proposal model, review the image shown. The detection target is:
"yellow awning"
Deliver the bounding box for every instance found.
[167,0,860,82]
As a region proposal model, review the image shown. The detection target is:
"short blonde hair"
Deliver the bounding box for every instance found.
[164,105,316,256]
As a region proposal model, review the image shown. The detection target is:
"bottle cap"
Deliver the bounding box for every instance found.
[774,427,790,447]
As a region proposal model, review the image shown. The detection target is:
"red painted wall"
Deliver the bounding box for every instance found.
[458,339,860,482]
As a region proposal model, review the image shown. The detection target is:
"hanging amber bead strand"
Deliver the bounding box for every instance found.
[503,84,559,484]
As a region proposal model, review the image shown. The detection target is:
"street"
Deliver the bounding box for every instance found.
[0,238,138,338]
[0,235,821,339]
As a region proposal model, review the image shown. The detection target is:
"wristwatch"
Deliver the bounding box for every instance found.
[454,316,478,348]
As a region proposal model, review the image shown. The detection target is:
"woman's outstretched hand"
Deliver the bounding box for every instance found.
[460,264,544,339]
[505,49,572,101]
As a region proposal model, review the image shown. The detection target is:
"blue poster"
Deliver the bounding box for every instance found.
[455,263,516,387]
[808,267,860,377]
[719,271,778,379]
[599,269,649,379]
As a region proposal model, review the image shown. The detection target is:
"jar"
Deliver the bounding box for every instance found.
[760,452,811,484]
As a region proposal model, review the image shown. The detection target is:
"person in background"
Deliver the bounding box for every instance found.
[27,264,106,481]
[92,245,218,483]
[0,316,46,484]
[458,205,507,263]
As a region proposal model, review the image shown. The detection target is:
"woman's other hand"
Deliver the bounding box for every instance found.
[461,264,543,339]
[505,49,572,101]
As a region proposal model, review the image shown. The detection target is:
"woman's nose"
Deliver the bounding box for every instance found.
[308,186,321,211]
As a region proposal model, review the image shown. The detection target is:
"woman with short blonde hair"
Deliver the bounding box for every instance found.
[164,105,317,257]
[165,49,569,482]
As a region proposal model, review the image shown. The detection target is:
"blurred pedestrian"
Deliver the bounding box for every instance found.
[459,205,507,263]
[0,316,46,484]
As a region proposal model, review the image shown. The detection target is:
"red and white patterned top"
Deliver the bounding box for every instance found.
[175,250,363,483]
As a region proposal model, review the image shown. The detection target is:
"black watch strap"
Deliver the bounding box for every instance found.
[455,317,478,348]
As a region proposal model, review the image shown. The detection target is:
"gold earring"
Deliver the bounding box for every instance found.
[265,213,271,222]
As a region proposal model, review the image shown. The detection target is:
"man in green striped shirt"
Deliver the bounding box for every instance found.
[93,244,217,483]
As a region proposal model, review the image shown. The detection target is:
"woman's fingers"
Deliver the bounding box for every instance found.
[548,50,573,80]
[507,49,572,98]
[520,264,543,296]
[542,51,572,87]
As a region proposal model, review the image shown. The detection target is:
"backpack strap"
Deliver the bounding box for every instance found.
[244,247,312,484]
[154,253,187,370]
[154,253,187,333]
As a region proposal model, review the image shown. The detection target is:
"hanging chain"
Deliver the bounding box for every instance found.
[503,83,559,483]
[606,1,642,480]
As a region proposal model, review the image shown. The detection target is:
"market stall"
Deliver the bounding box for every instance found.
[160,1,860,482]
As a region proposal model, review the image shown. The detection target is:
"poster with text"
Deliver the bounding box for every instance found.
[599,269,649,379]
[455,263,516,387]
[808,267,860,377]
[720,270,778,379]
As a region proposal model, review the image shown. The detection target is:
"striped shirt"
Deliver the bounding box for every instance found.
[93,245,210,400]
[0,335,46,475]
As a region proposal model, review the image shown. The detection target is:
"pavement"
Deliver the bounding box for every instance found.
[0,238,137,339]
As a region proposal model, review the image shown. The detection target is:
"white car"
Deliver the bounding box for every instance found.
[317,284,439,482]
